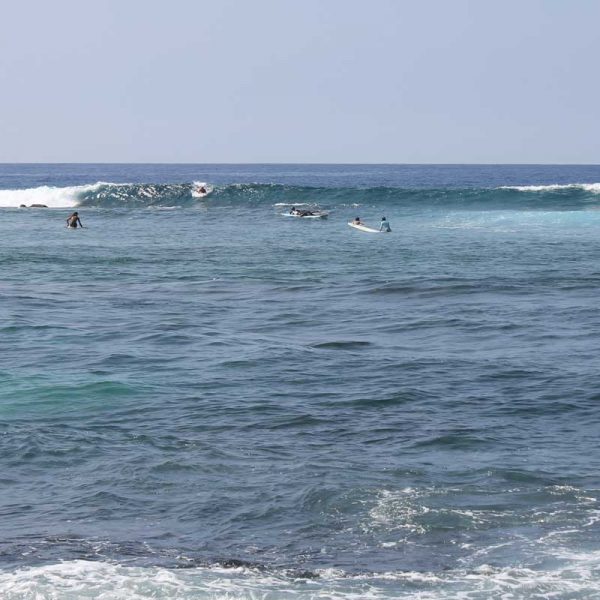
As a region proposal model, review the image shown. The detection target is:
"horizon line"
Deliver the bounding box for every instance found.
[1,162,600,167]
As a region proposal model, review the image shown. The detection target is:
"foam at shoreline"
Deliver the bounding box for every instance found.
[1,559,599,599]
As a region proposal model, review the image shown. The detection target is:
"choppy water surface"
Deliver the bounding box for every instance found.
[2,164,600,598]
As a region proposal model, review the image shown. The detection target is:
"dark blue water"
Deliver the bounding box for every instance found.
[3,162,600,189]
[1,164,600,598]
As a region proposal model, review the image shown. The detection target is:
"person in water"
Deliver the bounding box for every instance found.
[290,206,314,217]
[353,216,363,225]
[379,216,391,232]
[66,212,83,228]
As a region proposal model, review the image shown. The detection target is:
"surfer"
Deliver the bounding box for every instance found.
[198,186,207,194]
[66,211,83,228]
[379,216,391,232]
[290,207,314,217]
[353,216,363,225]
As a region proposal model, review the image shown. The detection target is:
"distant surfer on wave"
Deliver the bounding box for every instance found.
[66,211,83,228]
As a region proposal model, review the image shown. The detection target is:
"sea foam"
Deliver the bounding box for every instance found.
[1,559,599,599]
[500,183,600,193]
[0,182,116,208]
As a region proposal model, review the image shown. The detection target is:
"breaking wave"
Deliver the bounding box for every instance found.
[2,181,600,210]
[0,183,106,209]
[2,558,600,599]
[500,183,600,193]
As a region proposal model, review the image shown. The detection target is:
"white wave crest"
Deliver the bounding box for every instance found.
[0,182,110,209]
[500,183,600,193]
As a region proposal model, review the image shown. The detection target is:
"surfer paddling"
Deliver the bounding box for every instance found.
[290,206,316,217]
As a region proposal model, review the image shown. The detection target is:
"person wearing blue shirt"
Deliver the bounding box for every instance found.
[379,216,391,232]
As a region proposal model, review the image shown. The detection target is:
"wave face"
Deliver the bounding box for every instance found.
[1,181,600,209]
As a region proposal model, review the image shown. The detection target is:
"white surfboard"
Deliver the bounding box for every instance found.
[285,211,329,219]
[348,222,381,233]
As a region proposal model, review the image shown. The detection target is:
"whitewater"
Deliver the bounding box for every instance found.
[2,163,600,599]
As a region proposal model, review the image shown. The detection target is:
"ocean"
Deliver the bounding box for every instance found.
[2,163,600,599]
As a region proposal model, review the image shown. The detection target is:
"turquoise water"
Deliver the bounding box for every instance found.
[2,164,600,598]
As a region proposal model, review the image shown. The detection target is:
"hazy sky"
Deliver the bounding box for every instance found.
[1,0,598,163]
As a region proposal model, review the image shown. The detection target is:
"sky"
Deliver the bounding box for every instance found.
[0,0,598,163]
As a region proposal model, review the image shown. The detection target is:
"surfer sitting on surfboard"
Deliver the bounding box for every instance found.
[353,216,363,225]
[66,212,83,228]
